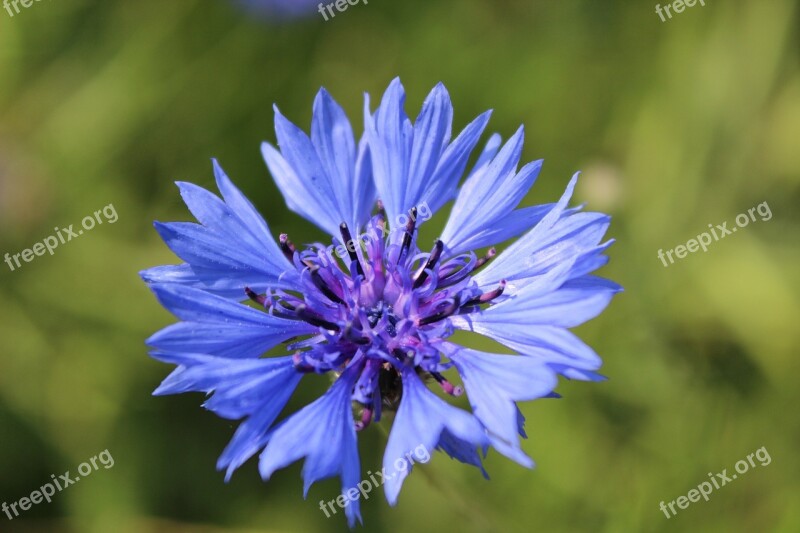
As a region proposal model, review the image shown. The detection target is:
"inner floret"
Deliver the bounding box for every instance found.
[243,207,505,429]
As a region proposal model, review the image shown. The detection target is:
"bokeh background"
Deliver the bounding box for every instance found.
[1,0,799,532]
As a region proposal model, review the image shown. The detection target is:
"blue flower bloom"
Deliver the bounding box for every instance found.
[142,78,620,526]
[233,0,322,19]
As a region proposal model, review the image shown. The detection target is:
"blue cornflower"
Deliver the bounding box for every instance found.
[233,0,322,19]
[142,78,620,526]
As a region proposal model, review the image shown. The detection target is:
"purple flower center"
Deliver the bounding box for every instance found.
[244,207,505,429]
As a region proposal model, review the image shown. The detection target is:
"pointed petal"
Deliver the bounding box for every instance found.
[150,352,304,480]
[466,133,502,180]
[443,343,557,467]
[474,173,613,289]
[212,159,289,255]
[366,79,490,226]
[483,274,622,328]
[382,368,488,505]
[421,110,492,215]
[441,125,551,255]
[451,316,604,373]
[304,88,377,234]
[146,284,317,358]
[443,204,552,255]
[259,364,363,527]
[142,161,297,298]
[437,429,490,478]
[263,105,342,235]
[405,83,453,209]
[365,78,412,225]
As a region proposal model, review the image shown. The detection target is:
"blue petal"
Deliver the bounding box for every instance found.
[364,78,412,226]
[140,161,297,298]
[549,365,608,382]
[451,258,609,374]
[213,160,292,257]
[366,79,490,226]
[263,112,340,235]
[444,204,553,255]
[150,352,304,481]
[382,368,489,505]
[474,173,613,290]
[235,0,322,19]
[480,274,622,329]
[311,88,377,233]
[312,89,357,195]
[442,126,551,255]
[451,316,604,374]
[443,343,557,467]
[259,364,363,527]
[436,429,489,479]
[146,284,317,358]
[262,89,375,237]
[140,264,201,285]
[405,83,453,211]
[421,110,492,215]
[466,133,502,179]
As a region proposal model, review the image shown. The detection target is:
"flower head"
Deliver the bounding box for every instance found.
[142,78,620,526]
[233,0,322,19]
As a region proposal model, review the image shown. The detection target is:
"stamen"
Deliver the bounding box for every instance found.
[292,352,314,373]
[375,212,387,237]
[295,304,340,331]
[279,234,296,263]
[437,254,477,288]
[399,207,418,260]
[355,406,373,431]
[419,295,462,326]
[342,323,370,345]
[277,300,297,311]
[244,287,269,308]
[310,266,345,305]
[339,222,365,277]
[463,280,506,306]
[413,239,443,289]
[376,199,387,221]
[430,371,464,396]
[475,247,497,269]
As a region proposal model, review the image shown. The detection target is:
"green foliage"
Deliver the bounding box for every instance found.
[1,1,798,531]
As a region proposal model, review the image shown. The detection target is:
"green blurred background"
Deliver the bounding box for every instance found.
[1,0,799,531]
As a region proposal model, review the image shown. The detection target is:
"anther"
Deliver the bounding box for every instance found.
[339,222,365,277]
[279,234,297,263]
[295,304,340,331]
[463,280,506,306]
[419,295,462,326]
[292,352,314,373]
[392,348,414,362]
[413,239,444,289]
[310,266,345,305]
[343,323,370,345]
[399,207,418,260]
[355,406,373,431]
[475,247,497,269]
[431,372,464,396]
[245,287,269,308]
